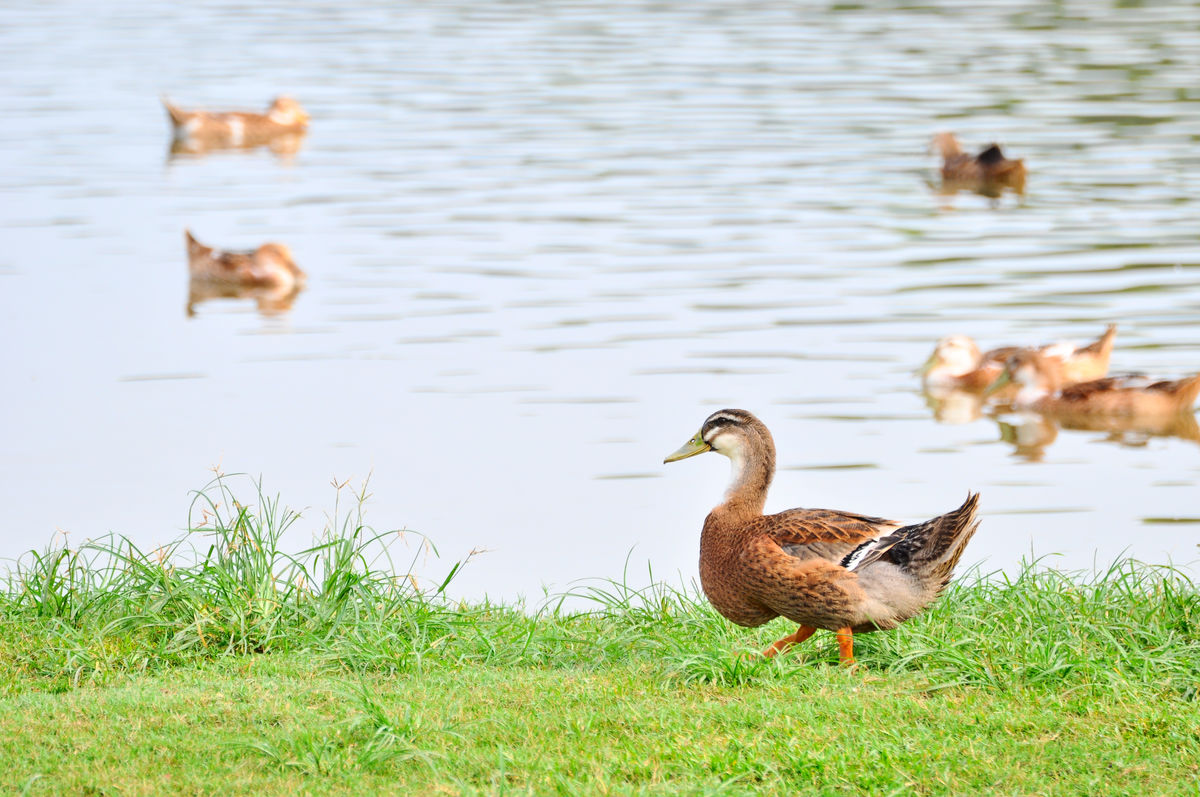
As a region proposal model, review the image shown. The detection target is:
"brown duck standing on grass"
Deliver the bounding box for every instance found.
[664,409,980,664]
[922,324,1118,393]
[991,350,1200,418]
[931,132,1026,195]
[163,96,309,154]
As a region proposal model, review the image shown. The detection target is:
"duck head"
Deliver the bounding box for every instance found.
[988,349,1056,403]
[256,243,306,285]
[921,335,982,382]
[664,409,778,510]
[268,96,310,127]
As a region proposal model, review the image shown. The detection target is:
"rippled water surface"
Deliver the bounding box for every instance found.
[2,1,1199,598]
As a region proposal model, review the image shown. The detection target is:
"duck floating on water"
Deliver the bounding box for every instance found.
[922,325,1117,393]
[664,409,980,664]
[931,132,1026,197]
[184,230,305,316]
[163,96,309,156]
[991,350,1200,419]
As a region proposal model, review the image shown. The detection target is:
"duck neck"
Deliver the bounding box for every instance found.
[715,429,775,520]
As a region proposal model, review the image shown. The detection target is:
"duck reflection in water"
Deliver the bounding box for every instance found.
[995,410,1200,461]
[929,132,1026,205]
[163,95,309,159]
[922,386,988,426]
[184,230,306,318]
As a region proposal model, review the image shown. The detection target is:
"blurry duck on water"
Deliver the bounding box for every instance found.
[185,230,306,316]
[989,349,1200,419]
[931,132,1026,196]
[163,96,309,155]
[922,325,1117,393]
[664,409,980,664]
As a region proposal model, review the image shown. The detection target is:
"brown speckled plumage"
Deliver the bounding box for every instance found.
[666,409,980,663]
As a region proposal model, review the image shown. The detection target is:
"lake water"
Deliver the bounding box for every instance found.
[2,0,1198,601]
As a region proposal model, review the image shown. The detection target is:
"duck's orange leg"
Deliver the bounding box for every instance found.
[836,627,855,665]
[762,625,816,659]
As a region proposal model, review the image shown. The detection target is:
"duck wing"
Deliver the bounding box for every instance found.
[162,97,192,127]
[1059,374,1151,401]
[755,508,901,566]
[974,144,1007,165]
[206,250,261,282]
[980,345,1022,363]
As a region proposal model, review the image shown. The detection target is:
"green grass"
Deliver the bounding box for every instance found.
[1,475,1198,795]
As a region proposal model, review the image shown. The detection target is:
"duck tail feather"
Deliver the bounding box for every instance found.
[1171,373,1200,409]
[853,493,980,589]
[162,95,187,126]
[1080,323,1118,358]
[184,229,209,259]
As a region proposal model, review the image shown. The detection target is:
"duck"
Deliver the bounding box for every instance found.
[991,349,1200,418]
[931,132,1026,194]
[664,409,980,664]
[922,324,1117,393]
[163,96,309,151]
[185,230,305,291]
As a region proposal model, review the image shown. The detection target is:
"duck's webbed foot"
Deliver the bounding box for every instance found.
[762,625,816,658]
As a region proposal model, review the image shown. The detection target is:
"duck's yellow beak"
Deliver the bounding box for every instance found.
[983,370,1011,397]
[664,431,710,463]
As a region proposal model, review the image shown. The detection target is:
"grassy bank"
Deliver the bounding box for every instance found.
[2,476,1198,794]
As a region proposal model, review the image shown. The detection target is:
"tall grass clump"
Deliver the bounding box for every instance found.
[868,558,1200,697]
[0,473,469,688]
[559,557,1199,697]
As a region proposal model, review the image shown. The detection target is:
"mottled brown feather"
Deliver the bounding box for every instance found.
[760,508,898,548]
